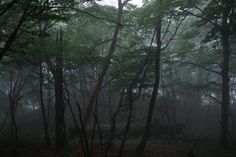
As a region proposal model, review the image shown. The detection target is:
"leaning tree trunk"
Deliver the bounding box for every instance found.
[134,16,162,155]
[55,29,66,150]
[220,4,231,147]
[83,0,130,127]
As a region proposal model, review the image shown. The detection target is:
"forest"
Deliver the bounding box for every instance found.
[0,0,236,157]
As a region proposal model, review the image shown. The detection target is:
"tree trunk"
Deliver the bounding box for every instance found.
[39,62,50,148]
[117,88,133,157]
[220,1,232,148]
[8,71,19,157]
[220,18,230,149]
[105,89,125,156]
[55,29,66,150]
[220,27,230,149]
[134,16,162,155]
[83,0,129,127]
[10,101,18,157]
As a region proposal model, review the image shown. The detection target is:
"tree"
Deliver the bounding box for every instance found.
[54,28,67,150]
[0,0,76,61]
[184,0,235,147]
[83,0,131,127]
[39,61,50,148]
[219,0,234,147]
[0,0,46,61]
[133,0,188,154]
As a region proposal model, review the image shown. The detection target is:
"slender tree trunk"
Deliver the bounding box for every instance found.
[8,72,18,156]
[39,62,50,148]
[79,67,87,106]
[220,19,230,149]
[134,15,162,155]
[65,84,89,157]
[220,1,232,148]
[117,88,133,157]
[77,102,91,157]
[105,59,148,156]
[221,47,230,146]
[10,101,18,157]
[108,84,113,125]
[83,0,130,127]
[220,28,230,148]
[105,89,125,156]
[55,29,66,150]
[169,65,176,124]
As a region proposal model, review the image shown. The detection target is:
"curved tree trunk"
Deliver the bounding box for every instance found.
[83,0,130,127]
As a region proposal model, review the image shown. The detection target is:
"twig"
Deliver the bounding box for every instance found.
[202,89,222,105]
[161,15,188,51]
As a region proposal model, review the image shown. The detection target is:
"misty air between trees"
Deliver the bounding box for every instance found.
[0,0,236,157]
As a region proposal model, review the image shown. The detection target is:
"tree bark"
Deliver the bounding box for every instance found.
[8,71,21,157]
[83,0,129,127]
[105,88,125,156]
[55,29,67,150]
[39,62,50,148]
[134,15,162,155]
[65,83,89,157]
[9,100,18,157]
[220,2,231,147]
[117,88,133,157]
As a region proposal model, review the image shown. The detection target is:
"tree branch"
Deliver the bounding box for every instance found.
[161,15,187,51]
[202,89,222,105]
[161,15,173,43]
[181,61,221,75]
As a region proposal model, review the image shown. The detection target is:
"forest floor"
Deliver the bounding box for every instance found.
[0,138,236,157]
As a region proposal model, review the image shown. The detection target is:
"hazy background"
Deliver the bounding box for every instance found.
[98,0,143,7]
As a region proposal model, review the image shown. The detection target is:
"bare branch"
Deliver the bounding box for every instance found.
[181,9,218,27]
[122,0,131,6]
[161,15,173,43]
[202,90,222,105]
[161,15,188,51]
[72,7,119,25]
[182,61,221,75]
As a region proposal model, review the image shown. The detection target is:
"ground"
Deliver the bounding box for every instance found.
[0,139,236,157]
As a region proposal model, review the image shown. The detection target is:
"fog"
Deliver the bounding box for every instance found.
[0,0,236,157]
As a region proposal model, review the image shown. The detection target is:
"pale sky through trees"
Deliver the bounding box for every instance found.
[97,0,143,7]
